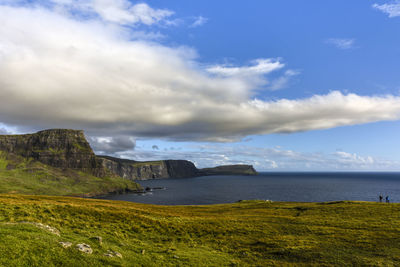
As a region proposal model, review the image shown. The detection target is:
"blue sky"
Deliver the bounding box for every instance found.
[0,0,400,170]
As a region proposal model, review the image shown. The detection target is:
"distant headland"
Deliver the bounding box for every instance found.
[0,129,257,196]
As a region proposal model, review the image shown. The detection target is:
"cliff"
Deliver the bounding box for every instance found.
[98,156,257,180]
[98,156,200,180]
[0,129,106,177]
[0,129,257,189]
[0,129,141,196]
[199,165,257,176]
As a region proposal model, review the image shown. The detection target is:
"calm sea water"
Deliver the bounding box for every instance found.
[97,172,400,205]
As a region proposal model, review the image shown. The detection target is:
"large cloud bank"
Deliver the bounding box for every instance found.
[1,1,400,141]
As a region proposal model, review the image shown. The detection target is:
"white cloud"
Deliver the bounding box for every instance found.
[206,58,286,90]
[206,58,284,77]
[325,38,355,49]
[334,151,374,165]
[190,16,208,27]
[92,1,173,25]
[129,31,166,41]
[267,70,300,91]
[16,0,175,26]
[118,143,400,171]
[264,159,278,169]
[1,2,400,142]
[88,135,136,154]
[0,128,11,135]
[373,2,400,17]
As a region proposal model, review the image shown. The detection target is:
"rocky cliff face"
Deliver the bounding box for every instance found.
[199,165,258,176]
[164,160,201,178]
[98,156,257,180]
[0,129,106,177]
[0,129,257,182]
[98,156,199,180]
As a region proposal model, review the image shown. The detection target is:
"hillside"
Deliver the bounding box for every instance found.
[0,129,141,196]
[0,195,399,266]
[0,129,105,176]
[0,129,257,193]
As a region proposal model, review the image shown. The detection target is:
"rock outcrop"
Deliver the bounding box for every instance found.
[76,243,93,254]
[0,129,106,177]
[98,156,200,180]
[199,165,258,176]
[98,156,257,180]
[0,129,258,182]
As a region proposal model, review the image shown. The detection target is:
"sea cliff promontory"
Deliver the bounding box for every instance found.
[0,129,106,176]
[98,156,258,180]
[0,129,141,196]
[98,156,200,180]
[0,129,257,195]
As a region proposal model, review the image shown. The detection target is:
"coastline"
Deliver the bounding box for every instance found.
[95,172,400,205]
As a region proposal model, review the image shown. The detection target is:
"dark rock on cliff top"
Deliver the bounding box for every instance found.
[0,129,106,177]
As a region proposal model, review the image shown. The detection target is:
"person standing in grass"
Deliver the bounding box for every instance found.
[379,195,383,202]
[386,196,390,203]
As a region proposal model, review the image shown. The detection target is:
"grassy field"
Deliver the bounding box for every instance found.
[0,152,141,197]
[0,195,399,266]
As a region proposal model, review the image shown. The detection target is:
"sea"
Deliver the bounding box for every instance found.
[97,172,400,205]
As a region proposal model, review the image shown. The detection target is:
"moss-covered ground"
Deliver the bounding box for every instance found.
[0,152,141,197]
[0,195,399,266]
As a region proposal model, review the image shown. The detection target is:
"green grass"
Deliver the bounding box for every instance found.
[0,195,399,266]
[72,142,92,152]
[0,152,141,197]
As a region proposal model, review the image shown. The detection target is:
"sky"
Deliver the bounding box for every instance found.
[0,0,400,171]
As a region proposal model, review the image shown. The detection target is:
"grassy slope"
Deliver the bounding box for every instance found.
[0,152,141,196]
[0,195,399,266]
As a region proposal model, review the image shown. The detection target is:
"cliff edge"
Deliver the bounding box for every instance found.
[0,129,105,177]
[98,156,258,180]
[199,165,257,176]
[98,156,200,180]
[0,129,258,193]
[0,129,141,196]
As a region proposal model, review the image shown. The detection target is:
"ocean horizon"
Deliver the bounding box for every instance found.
[97,172,400,205]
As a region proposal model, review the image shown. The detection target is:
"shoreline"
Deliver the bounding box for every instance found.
[1,193,398,206]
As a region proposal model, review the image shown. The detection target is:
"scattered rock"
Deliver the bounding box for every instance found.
[104,250,122,258]
[9,221,61,236]
[114,251,123,258]
[59,242,72,248]
[32,222,60,236]
[173,255,180,259]
[90,236,102,245]
[141,249,145,255]
[76,243,93,254]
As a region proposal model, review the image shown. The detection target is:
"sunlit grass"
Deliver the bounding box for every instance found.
[0,152,141,196]
[0,195,399,266]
